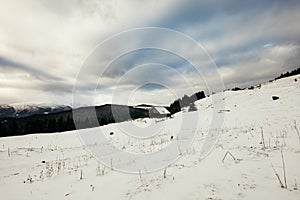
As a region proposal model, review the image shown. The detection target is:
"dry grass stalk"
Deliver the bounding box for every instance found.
[110,158,113,171]
[294,120,300,141]
[139,170,142,181]
[271,163,284,188]
[163,168,167,179]
[281,149,287,188]
[260,127,266,149]
[222,151,236,162]
[294,179,298,190]
[80,169,83,180]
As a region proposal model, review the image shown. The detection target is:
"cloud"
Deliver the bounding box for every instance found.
[0,0,299,105]
[0,56,62,81]
[219,44,300,88]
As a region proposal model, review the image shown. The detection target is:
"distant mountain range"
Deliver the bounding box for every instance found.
[0,104,72,118]
[0,90,206,137]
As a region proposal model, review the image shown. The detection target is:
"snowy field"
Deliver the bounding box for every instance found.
[0,75,300,200]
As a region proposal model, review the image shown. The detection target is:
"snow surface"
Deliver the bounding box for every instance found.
[0,75,300,199]
[152,106,171,115]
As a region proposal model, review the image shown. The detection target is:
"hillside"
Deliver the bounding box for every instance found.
[0,104,149,137]
[0,75,299,199]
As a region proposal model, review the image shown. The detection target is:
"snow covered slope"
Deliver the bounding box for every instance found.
[0,75,299,199]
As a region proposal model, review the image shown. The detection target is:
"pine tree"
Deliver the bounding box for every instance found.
[188,102,197,112]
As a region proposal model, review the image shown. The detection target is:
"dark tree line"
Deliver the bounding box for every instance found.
[0,115,76,137]
[275,67,300,80]
[0,105,148,137]
[168,91,205,114]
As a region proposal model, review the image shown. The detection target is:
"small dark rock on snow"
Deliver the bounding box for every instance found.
[272,96,279,100]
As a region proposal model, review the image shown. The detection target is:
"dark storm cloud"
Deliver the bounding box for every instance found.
[0,56,62,81]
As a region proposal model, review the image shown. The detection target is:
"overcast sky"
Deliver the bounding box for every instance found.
[0,0,299,106]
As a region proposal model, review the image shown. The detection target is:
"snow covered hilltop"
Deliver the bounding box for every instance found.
[0,75,299,199]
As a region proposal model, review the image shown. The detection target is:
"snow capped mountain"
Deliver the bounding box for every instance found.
[0,104,72,118]
[0,105,15,118]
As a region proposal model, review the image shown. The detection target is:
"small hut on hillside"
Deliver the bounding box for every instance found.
[149,106,171,118]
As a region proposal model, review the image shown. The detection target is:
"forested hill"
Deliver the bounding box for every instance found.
[0,105,148,137]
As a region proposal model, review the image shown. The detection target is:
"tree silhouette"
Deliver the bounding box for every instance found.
[188,102,197,112]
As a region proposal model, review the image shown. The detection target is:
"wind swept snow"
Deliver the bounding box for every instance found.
[0,75,300,199]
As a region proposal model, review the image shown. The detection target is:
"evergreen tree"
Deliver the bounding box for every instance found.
[188,102,197,112]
